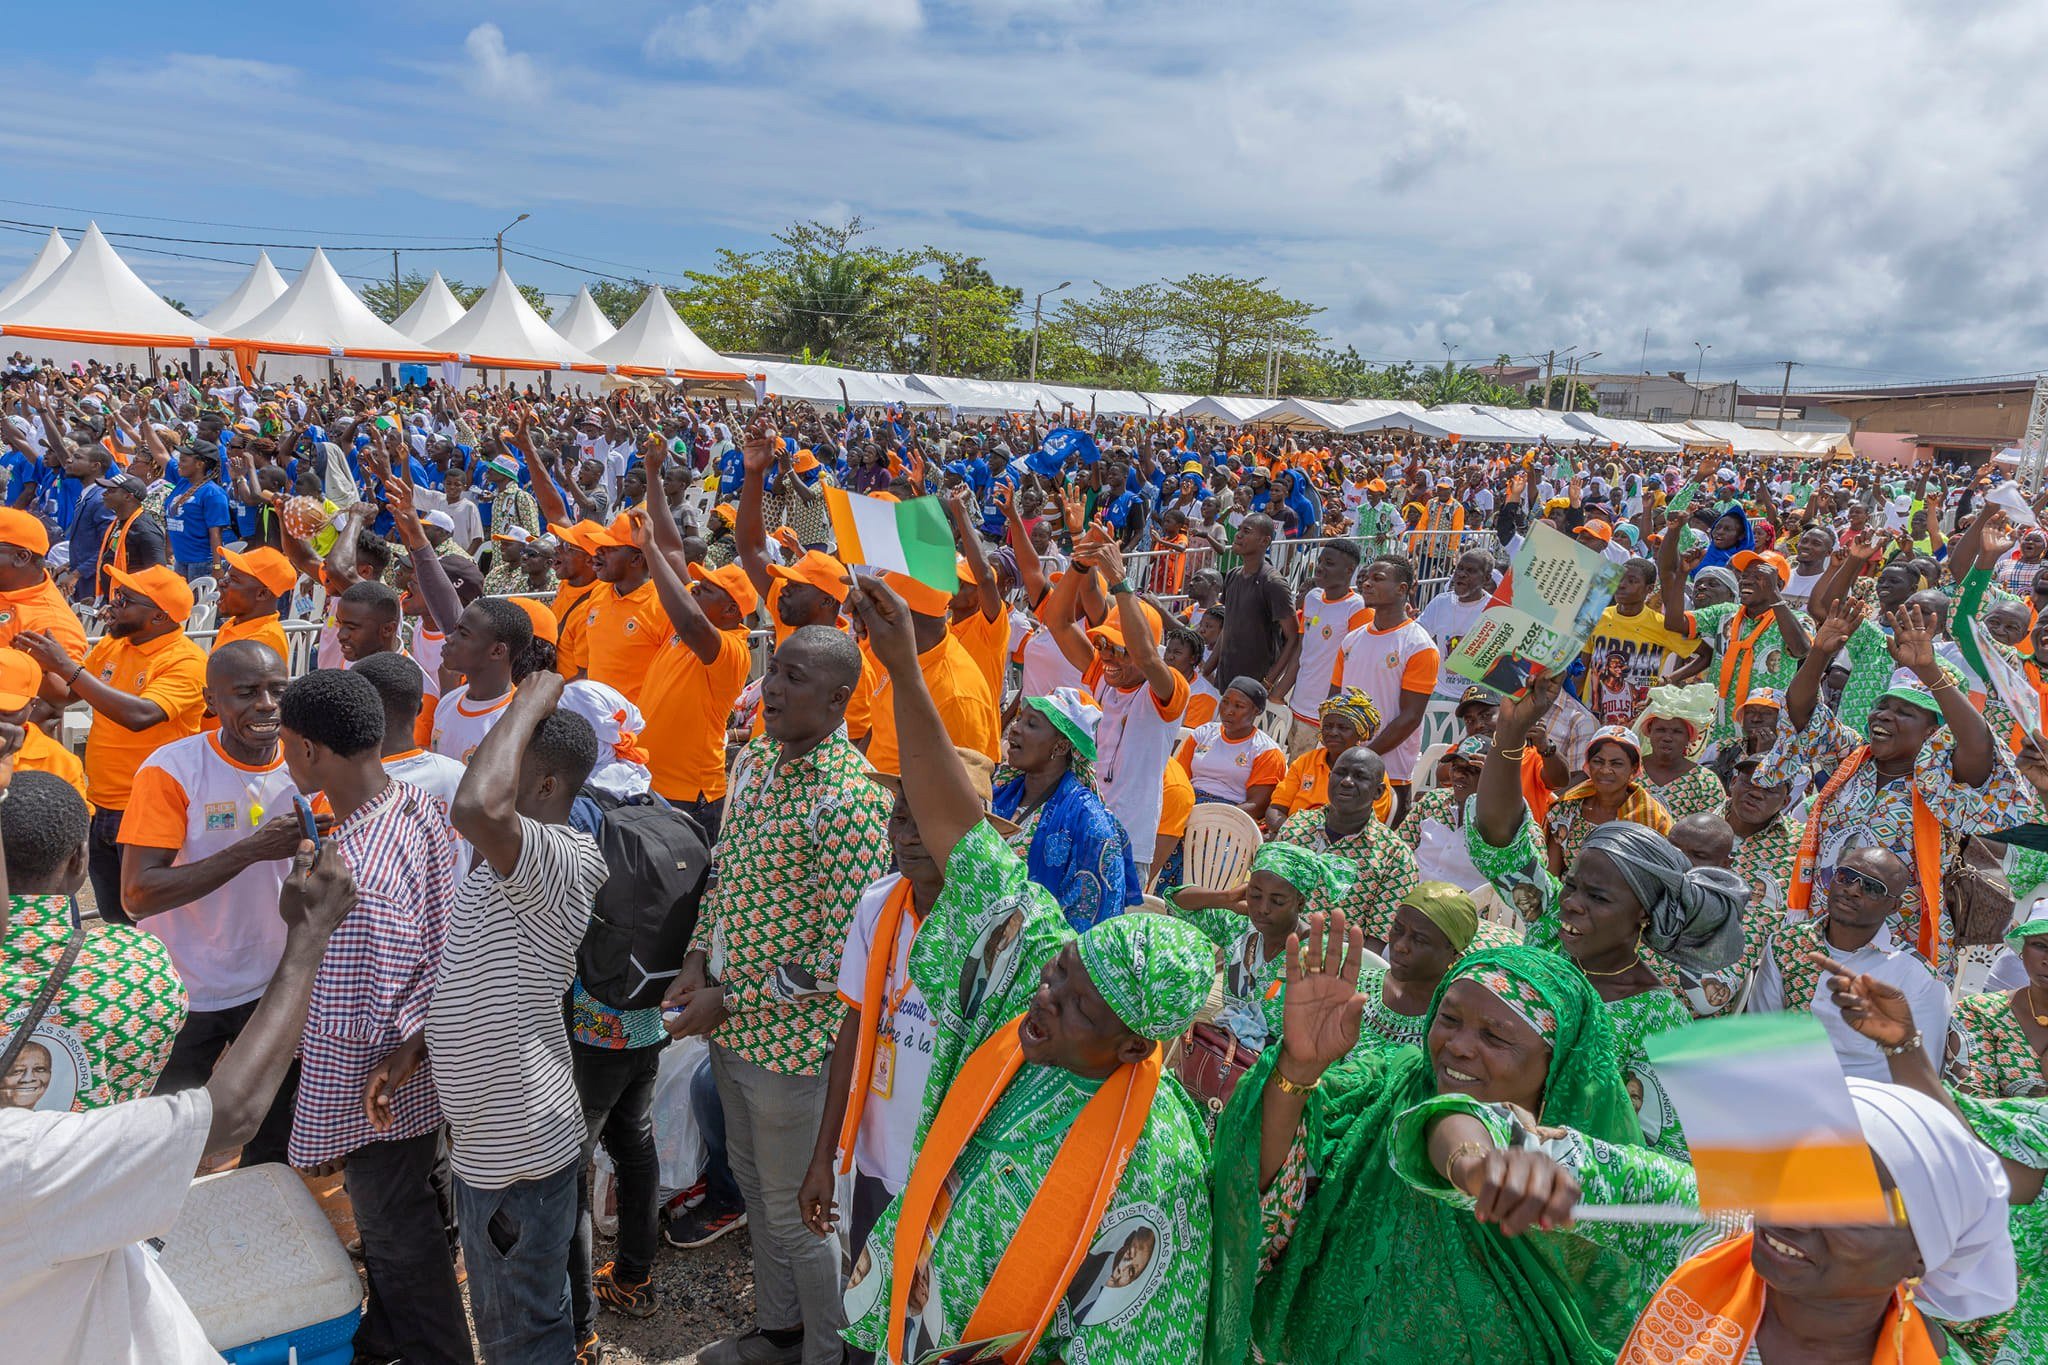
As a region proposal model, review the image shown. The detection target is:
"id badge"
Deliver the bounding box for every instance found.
[870,1037,896,1100]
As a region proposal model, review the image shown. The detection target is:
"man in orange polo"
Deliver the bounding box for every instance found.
[632,513,755,841]
[212,546,297,662]
[0,645,86,805]
[17,564,207,921]
[562,514,662,703]
[0,507,86,684]
[548,521,604,670]
[853,571,998,776]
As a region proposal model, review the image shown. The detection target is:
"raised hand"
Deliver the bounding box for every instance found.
[1493,673,1561,744]
[1811,953,1916,1050]
[1886,602,1939,676]
[1277,910,1368,1085]
[1811,596,1866,658]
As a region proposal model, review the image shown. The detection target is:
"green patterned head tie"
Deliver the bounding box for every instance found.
[1250,841,1357,905]
[2005,917,2048,950]
[1076,913,1217,1042]
[1317,686,1381,741]
[1452,959,1559,1047]
[1877,684,1941,717]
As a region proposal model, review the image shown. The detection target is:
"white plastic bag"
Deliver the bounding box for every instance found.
[652,1036,710,1194]
[591,1146,619,1241]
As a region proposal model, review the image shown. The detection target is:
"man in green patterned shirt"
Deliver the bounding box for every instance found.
[665,625,892,1365]
[1,768,187,1112]
[838,573,1215,1365]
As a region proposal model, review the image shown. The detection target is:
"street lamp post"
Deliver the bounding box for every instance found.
[1692,342,1712,416]
[495,212,530,272]
[1029,281,1071,383]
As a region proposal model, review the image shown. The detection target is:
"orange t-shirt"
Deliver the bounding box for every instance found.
[573,579,664,703]
[79,629,209,810]
[860,634,1000,776]
[640,625,752,802]
[552,578,599,669]
[1158,759,1195,840]
[17,722,87,809]
[948,606,1008,711]
[0,574,87,665]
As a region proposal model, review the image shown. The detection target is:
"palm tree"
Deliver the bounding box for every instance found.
[765,253,889,364]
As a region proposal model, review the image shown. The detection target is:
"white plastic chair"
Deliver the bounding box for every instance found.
[187,575,219,605]
[187,601,217,633]
[1180,803,1262,892]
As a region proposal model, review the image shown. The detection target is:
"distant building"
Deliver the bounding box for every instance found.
[1793,377,2040,466]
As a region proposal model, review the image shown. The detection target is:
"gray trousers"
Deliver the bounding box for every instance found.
[710,1041,845,1364]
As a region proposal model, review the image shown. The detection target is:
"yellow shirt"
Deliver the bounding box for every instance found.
[80,629,209,811]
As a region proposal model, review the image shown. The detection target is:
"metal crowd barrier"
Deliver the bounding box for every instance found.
[1121,526,1498,616]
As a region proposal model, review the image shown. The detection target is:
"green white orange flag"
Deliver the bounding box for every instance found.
[822,487,958,595]
[1646,1014,1889,1224]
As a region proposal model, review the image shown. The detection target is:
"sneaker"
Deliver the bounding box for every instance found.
[663,1179,708,1216]
[593,1261,657,1318]
[575,1331,604,1365]
[697,1329,802,1365]
[663,1202,747,1249]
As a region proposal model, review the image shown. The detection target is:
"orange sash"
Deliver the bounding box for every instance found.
[1788,745,1942,963]
[837,878,919,1175]
[98,507,143,583]
[885,1015,1161,1365]
[1715,607,1776,717]
[1619,1232,1942,1364]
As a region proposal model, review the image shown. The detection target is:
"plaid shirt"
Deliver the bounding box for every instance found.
[707,732,891,1074]
[289,779,461,1167]
[1,894,187,1111]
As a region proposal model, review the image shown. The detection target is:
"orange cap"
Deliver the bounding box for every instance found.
[107,564,194,625]
[766,550,851,603]
[1088,597,1164,651]
[220,545,299,598]
[548,521,603,556]
[712,503,738,525]
[1730,549,1791,585]
[1576,519,1613,544]
[793,449,821,474]
[509,596,559,646]
[587,513,640,551]
[881,570,952,617]
[0,508,49,556]
[689,561,761,616]
[0,647,39,709]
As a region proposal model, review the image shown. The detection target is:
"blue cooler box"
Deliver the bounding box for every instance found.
[157,1163,362,1365]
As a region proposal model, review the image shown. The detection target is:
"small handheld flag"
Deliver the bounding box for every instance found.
[823,487,958,596]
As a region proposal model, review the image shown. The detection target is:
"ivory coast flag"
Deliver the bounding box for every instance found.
[1646,1014,1889,1224]
[822,487,958,595]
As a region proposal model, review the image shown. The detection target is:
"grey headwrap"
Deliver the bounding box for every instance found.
[1581,822,1746,976]
[1691,566,1740,602]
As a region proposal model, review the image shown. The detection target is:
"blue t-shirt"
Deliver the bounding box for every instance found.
[165,479,232,564]
[48,473,81,531]
[0,451,45,511]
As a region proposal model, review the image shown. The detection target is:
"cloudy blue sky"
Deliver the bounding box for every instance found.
[1,0,2043,388]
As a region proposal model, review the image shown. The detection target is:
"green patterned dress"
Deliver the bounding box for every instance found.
[1947,992,2048,1100]
[1947,1092,2048,1363]
[1352,965,1428,1055]
[1465,813,1697,1160]
[842,824,1211,1365]
[1645,763,1727,822]
[1166,894,1285,1051]
[1689,600,1811,750]
[1271,808,1419,942]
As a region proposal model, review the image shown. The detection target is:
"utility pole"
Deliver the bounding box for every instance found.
[1029,280,1070,383]
[495,212,530,273]
[1774,360,1799,429]
[1541,349,1556,409]
[392,251,401,316]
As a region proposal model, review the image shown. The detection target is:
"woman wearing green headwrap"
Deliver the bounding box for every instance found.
[1355,882,1478,1054]
[1207,914,1704,1365]
[1947,916,2048,1099]
[1167,842,1359,1052]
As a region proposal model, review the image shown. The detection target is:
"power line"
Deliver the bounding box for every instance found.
[0,197,483,242]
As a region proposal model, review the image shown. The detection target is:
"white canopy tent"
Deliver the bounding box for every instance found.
[1176,395,1276,425]
[1648,421,1719,449]
[196,252,288,335]
[553,286,618,352]
[230,247,435,385]
[0,221,206,337]
[1562,412,1681,453]
[423,267,598,372]
[1482,406,1597,445]
[0,228,70,314]
[1139,392,1197,416]
[1349,404,1541,444]
[907,374,1063,415]
[392,272,469,342]
[1685,420,1809,456]
[757,360,938,408]
[1342,398,1429,422]
[1245,397,1381,432]
[586,288,748,384]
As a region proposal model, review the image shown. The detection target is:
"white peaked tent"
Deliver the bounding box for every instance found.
[1176,395,1277,425]
[197,252,288,335]
[553,286,618,352]
[0,228,71,313]
[424,267,598,370]
[587,288,746,379]
[392,272,469,342]
[232,248,431,357]
[0,222,203,337]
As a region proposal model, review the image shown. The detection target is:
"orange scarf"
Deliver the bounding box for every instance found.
[886,1016,1160,1365]
[1788,746,1942,963]
[1555,777,1673,837]
[1716,607,1777,717]
[98,507,143,582]
[1619,1232,1942,1364]
[837,878,919,1175]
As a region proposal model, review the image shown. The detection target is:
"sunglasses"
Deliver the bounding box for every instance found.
[1832,866,1893,900]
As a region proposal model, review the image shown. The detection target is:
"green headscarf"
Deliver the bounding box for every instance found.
[1207,946,1644,1365]
[1075,913,1216,1041]
[1250,841,1358,909]
[2006,917,2048,950]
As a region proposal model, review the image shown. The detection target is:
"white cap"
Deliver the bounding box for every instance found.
[423,509,456,533]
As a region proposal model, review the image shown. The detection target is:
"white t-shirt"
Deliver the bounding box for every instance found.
[411,625,447,698]
[832,873,934,1192]
[1290,589,1369,722]
[383,748,466,809]
[0,1089,223,1364]
[1092,671,1190,853]
[1011,614,1086,705]
[1783,568,1823,616]
[426,816,606,1189]
[1337,618,1441,783]
[431,683,515,764]
[1181,721,1286,802]
[1414,590,1489,701]
[121,733,301,1012]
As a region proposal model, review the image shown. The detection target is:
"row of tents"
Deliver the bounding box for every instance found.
[0,224,1850,457]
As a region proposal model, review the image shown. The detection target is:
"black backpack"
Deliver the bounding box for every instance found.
[574,788,712,1011]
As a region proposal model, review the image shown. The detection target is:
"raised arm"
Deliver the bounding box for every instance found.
[734,423,778,604]
[629,509,723,665]
[945,486,1001,621]
[451,671,564,875]
[1474,675,1557,848]
[1039,544,1101,671]
[639,431,689,560]
[1890,601,1993,786]
[1655,507,1692,637]
[377,468,463,637]
[521,406,574,528]
[1788,597,1864,731]
[1081,531,1178,701]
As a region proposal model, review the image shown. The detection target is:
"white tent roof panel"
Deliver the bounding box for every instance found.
[585,288,743,377]
[552,285,618,352]
[1561,412,1681,453]
[197,252,288,335]
[233,248,433,356]
[0,222,204,337]
[392,272,469,342]
[423,267,597,369]
[1175,395,1274,425]
[0,229,71,314]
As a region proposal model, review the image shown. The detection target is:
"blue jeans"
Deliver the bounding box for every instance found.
[455,1159,580,1364]
[175,559,213,581]
[689,1049,741,1212]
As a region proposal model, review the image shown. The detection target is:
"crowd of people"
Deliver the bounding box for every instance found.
[4,353,2048,1365]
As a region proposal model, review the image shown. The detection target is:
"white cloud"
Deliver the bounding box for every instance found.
[647,0,924,67]
[463,23,545,99]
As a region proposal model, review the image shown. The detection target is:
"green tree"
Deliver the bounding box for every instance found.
[668,249,781,353]
[159,295,191,317]
[886,250,1024,377]
[587,280,651,326]
[363,271,436,323]
[1525,376,1599,411]
[1050,284,1169,382]
[1159,273,1322,393]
